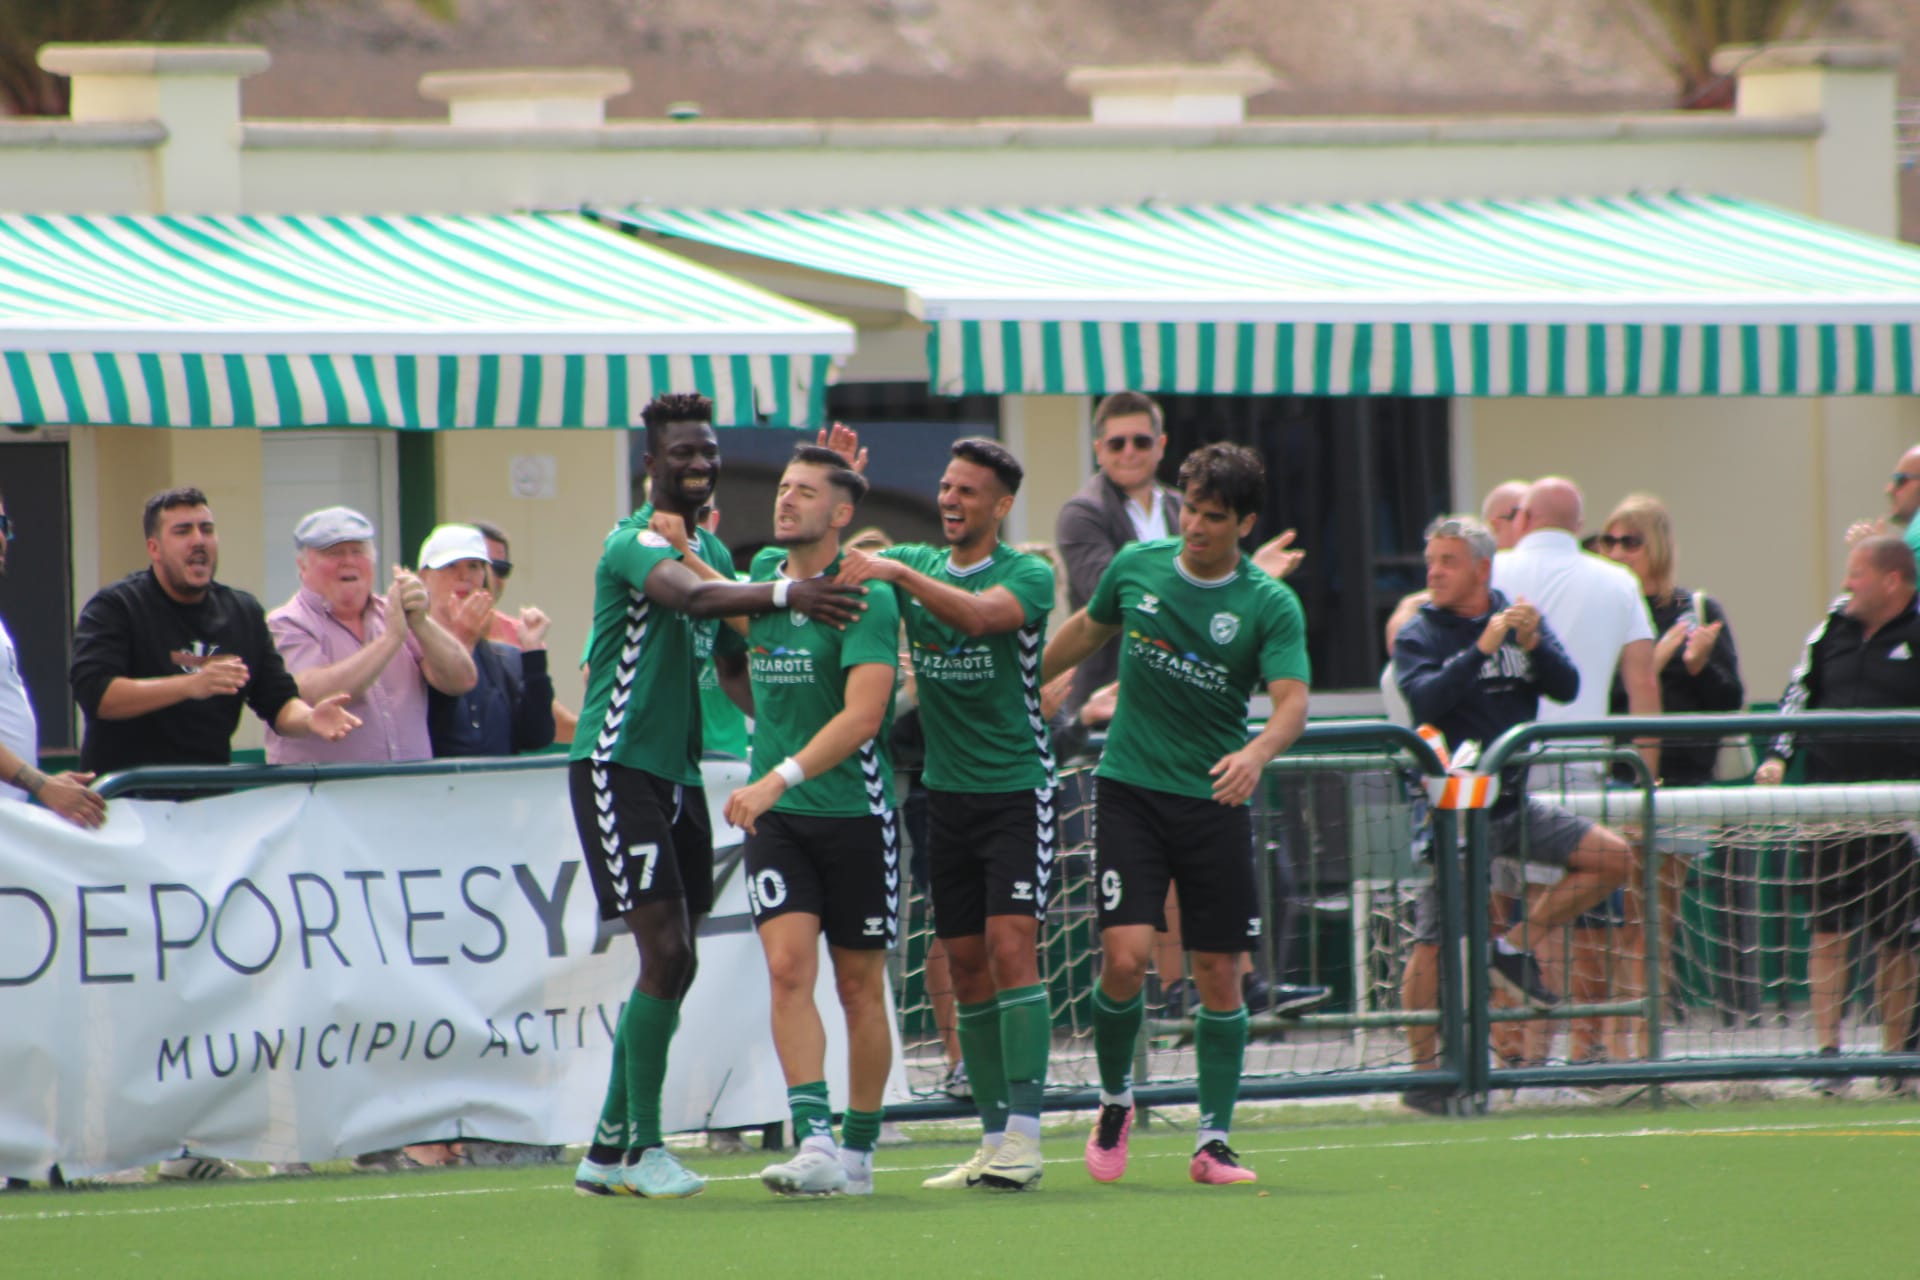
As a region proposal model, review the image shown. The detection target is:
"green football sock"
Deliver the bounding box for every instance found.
[1194,1005,1250,1137]
[588,1014,629,1163]
[998,983,1051,1134]
[841,1107,885,1154]
[1091,985,1144,1099]
[788,1081,834,1148]
[620,990,681,1152]
[957,998,1010,1137]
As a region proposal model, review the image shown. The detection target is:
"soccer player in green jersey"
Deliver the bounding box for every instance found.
[837,437,1058,1192]
[1042,443,1310,1187]
[722,444,904,1198]
[569,396,860,1201]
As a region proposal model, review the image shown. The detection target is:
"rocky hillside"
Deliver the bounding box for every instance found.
[234,0,1908,121]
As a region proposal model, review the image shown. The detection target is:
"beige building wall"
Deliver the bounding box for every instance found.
[432,430,629,715]
[8,40,1914,709]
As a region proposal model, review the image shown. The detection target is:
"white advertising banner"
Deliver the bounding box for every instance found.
[0,761,906,1179]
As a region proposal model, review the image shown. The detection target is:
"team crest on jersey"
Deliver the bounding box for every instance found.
[637,530,672,548]
[1135,594,1161,615]
[1209,612,1241,645]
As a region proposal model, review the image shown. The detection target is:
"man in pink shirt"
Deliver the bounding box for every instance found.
[265,506,476,765]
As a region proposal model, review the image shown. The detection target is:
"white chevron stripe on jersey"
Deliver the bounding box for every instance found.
[591,592,650,764]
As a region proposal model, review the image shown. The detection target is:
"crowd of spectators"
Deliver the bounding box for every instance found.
[3,414,1918,1182]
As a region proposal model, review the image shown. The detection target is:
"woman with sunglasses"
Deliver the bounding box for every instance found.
[1597,493,1745,1056]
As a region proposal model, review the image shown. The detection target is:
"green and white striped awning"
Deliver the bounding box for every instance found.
[0,212,852,428]
[604,193,1920,398]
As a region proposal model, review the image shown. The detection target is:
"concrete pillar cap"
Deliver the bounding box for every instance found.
[37,43,270,78]
[1709,41,1900,75]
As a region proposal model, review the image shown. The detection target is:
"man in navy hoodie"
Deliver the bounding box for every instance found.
[1394,515,1633,1012]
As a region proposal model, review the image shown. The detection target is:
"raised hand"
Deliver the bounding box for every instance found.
[1682,619,1723,675]
[518,606,551,650]
[815,422,868,474]
[1251,529,1305,580]
[648,508,694,556]
[392,566,430,622]
[448,589,495,647]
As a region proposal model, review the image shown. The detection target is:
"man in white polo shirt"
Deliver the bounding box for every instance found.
[1492,476,1658,1063]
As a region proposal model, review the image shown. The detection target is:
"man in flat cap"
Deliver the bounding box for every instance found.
[265,505,475,765]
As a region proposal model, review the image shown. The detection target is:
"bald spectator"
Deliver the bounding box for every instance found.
[1481,479,1529,552]
[1496,477,1660,771]
[265,507,475,765]
[1758,535,1920,1090]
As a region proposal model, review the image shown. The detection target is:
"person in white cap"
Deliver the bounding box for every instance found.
[265,505,475,765]
[416,523,555,759]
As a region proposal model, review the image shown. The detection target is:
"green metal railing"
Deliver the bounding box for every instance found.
[80,709,1920,1122]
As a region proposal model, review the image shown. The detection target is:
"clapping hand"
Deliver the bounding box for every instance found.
[306,692,362,741]
[191,654,249,699]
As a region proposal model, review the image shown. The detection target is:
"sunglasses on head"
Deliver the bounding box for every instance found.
[489,558,513,581]
[1595,533,1644,551]
[1102,433,1157,454]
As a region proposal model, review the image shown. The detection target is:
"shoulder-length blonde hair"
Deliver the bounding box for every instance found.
[1602,493,1676,588]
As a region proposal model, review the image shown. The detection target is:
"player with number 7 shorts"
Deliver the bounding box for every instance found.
[568,396,863,1202]
[1042,442,1311,1187]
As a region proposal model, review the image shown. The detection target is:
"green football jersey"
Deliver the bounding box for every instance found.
[571,504,739,784]
[696,559,751,759]
[884,541,1056,794]
[745,546,901,817]
[1087,539,1310,803]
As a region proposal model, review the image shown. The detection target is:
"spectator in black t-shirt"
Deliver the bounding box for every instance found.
[65,486,362,1184]
[70,487,362,778]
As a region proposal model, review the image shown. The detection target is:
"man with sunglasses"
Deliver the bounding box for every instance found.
[1055,392,1179,724]
[1846,446,1920,561]
[467,519,578,744]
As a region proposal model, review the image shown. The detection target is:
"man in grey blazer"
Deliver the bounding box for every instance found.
[1055,391,1182,724]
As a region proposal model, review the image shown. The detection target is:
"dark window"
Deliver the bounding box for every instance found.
[1157,396,1450,689]
[0,439,75,752]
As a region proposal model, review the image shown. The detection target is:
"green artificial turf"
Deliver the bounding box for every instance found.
[5,1099,1916,1278]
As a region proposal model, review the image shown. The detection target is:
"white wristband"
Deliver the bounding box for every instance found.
[774,757,806,790]
[771,578,791,608]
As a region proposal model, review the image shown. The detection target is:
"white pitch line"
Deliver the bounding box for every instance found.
[7,1114,1916,1224]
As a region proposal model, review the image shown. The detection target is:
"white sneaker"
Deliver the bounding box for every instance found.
[978,1131,1043,1191]
[922,1142,999,1190]
[157,1155,247,1181]
[838,1149,874,1196]
[760,1147,849,1197]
